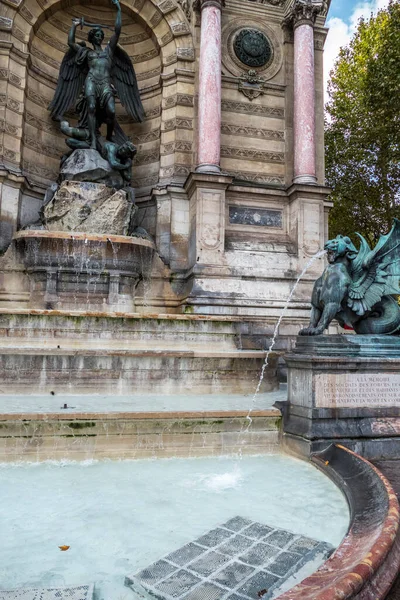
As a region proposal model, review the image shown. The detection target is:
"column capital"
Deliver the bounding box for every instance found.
[194,0,225,12]
[284,0,326,29]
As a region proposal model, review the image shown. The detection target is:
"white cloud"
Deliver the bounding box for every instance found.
[323,0,391,104]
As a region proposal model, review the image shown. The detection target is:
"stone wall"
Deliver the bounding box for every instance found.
[0,0,331,323]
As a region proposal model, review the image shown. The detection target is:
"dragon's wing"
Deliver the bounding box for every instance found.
[111,45,145,123]
[48,44,88,120]
[348,219,400,315]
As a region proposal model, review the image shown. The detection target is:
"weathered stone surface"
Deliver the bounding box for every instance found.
[60,149,124,188]
[282,334,400,460]
[43,181,135,235]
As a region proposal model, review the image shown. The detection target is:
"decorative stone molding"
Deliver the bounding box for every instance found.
[134,149,160,165]
[221,122,284,140]
[222,17,282,80]
[23,160,58,181]
[19,4,35,24]
[177,0,192,20]
[12,26,28,42]
[174,163,191,176]
[157,0,177,14]
[31,45,60,70]
[221,146,284,163]
[6,97,23,113]
[194,0,225,10]
[161,31,174,45]
[221,99,284,118]
[137,66,162,81]
[133,128,161,143]
[171,21,191,35]
[255,0,285,4]
[145,105,162,119]
[3,0,22,7]
[177,47,195,61]
[0,17,13,30]
[150,10,163,27]
[163,93,194,108]
[314,30,327,50]
[0,120,19,136]
[226,170,284,185]
[163,117,193,131]
[23,135,62,158]
[284,0,327,29]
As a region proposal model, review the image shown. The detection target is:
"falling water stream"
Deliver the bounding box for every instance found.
[245,249,327,427]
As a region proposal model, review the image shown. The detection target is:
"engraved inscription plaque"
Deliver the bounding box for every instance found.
[229,206,282,228]
[315,373,400,408]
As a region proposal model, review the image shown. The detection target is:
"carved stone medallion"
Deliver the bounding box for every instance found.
[222,18,282,80]
[233,29,272,68]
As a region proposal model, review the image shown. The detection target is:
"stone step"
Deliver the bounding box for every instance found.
[0,411,281,461]
[0,309,292,352]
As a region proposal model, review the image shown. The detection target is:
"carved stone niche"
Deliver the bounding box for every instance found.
[222,17,282,80]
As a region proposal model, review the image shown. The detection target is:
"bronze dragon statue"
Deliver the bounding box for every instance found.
[300,219,400,336]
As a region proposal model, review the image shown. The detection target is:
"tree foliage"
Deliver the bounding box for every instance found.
[325,1,400,245]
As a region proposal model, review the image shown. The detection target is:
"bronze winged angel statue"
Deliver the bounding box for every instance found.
[49,0,145,152]
[299,219,400,335]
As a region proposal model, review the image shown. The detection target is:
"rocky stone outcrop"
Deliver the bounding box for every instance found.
[60,149,124,188]
[43,180,136,235]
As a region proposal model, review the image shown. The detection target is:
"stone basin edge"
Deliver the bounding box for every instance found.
[13,230,156,249]
[275,444,400,600]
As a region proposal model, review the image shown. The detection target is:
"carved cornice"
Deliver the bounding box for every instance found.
[194,0,225,11]
[284,0,327,29]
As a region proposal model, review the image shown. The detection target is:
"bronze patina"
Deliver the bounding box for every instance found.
[49,0,144,151]
[300,220,400,335]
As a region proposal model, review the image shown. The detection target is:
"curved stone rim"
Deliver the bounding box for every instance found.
[14,230,156,250]
[276,444,400,600]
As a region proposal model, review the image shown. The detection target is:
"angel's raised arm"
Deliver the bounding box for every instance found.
[109,0,121,51]
[68,18,82,53]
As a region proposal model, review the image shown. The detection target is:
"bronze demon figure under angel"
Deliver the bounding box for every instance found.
[49,0,145,157]
[300,219,400,336]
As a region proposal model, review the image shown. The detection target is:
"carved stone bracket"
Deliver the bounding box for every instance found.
[284,0,327,29]
[177,0,192,20]
[238,70,266,101]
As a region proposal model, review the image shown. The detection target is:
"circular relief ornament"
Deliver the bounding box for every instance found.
[234,29,272,68]
[222,19,282,80]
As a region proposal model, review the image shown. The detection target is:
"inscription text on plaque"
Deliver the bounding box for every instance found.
[315,373,400,408]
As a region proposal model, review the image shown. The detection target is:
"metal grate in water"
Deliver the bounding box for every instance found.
[125,517,333,600]
[0,585,94,600]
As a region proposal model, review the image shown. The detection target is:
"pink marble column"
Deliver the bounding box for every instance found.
[290,0,323,185]
[196,0,223,174]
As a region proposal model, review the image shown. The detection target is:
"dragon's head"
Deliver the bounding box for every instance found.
[324,235,358,264]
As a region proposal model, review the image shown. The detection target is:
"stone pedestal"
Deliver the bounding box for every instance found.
[282,335,400,460]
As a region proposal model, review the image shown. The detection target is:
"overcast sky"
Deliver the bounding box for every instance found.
[323,0,391,103]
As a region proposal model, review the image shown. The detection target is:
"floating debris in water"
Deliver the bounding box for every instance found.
[59,545,70,551]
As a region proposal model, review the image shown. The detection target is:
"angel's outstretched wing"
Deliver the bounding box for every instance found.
[49,44,88,121]
[348,219,400,315]
[111,45,145,122]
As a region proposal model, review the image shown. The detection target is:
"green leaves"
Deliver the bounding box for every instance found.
[325,0,400,245]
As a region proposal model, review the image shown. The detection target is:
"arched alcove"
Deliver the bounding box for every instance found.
[11,0,195,201]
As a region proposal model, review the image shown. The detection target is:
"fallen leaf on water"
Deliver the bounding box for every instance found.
[59,545,70,551]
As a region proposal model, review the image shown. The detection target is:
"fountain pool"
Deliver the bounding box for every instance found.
[0,454,349,600]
